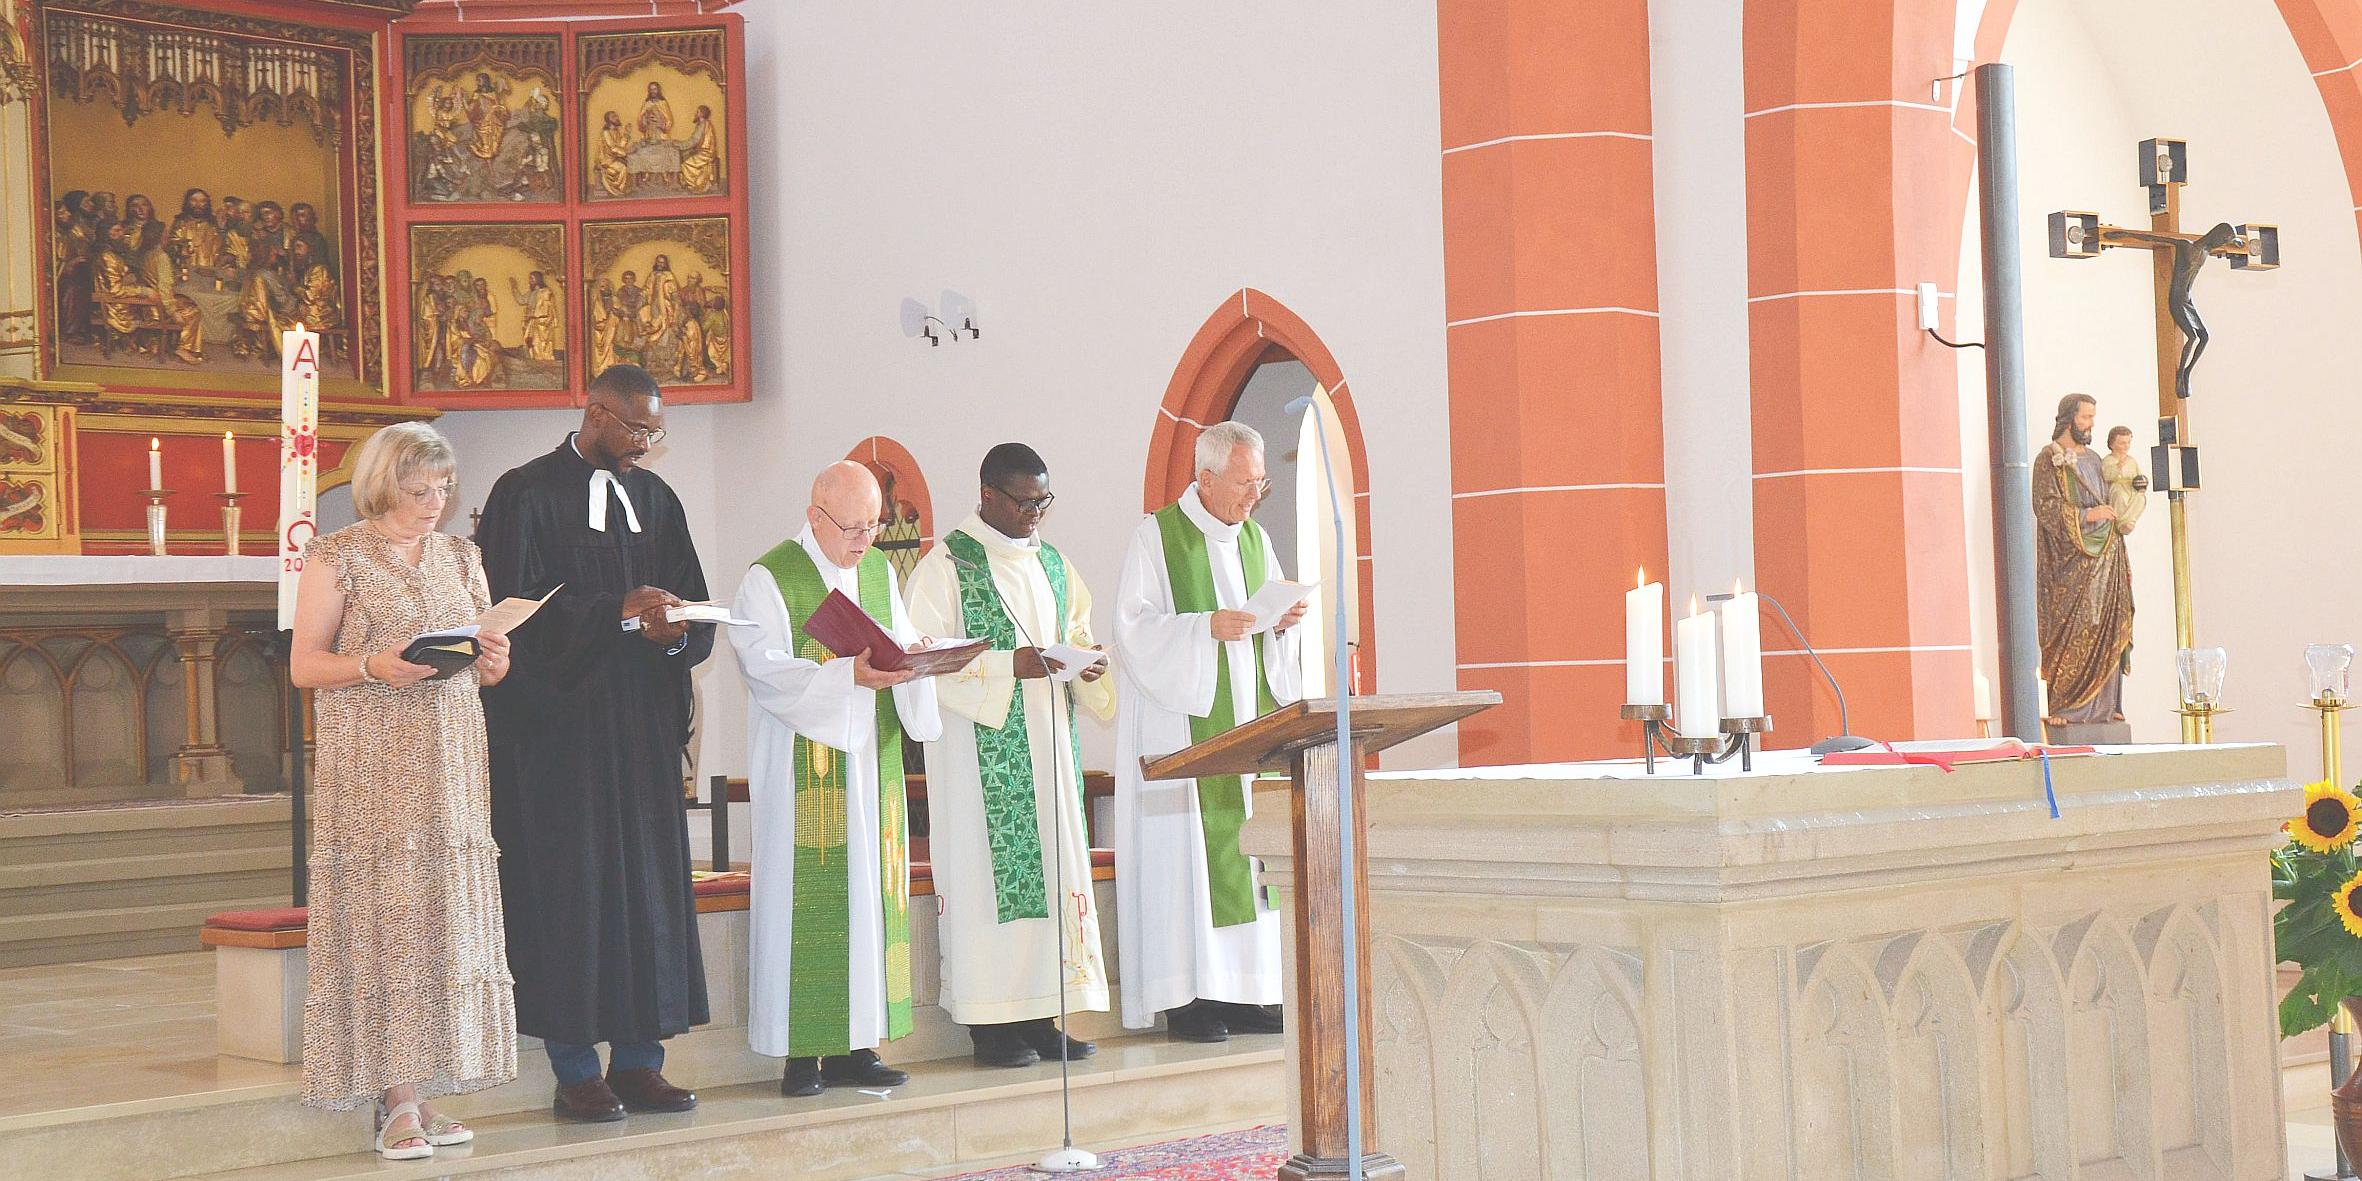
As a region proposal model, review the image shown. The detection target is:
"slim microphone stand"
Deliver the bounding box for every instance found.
[1290,394,1364,1181]
[950,548,1098,1173]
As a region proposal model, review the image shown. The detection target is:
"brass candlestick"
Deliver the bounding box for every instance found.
[216,491,247,556]
[141,488,174,556]
[2313,692,2353,787]
[2174,699,2229,743]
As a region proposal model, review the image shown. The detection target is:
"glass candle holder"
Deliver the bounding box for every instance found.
[2308,643,2355,703]
[2177,647,2228,707]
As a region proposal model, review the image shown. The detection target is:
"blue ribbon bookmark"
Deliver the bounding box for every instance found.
[2038,750,2061,819]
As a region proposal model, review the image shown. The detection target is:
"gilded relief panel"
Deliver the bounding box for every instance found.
[578,29,727,201]
[404,35,563,205]
[581,217,731,388]
[407,222,565,394]
[38,1,382,390]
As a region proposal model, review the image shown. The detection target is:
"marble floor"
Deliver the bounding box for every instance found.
[0,951,295,1122]
[0,951,2349,1177]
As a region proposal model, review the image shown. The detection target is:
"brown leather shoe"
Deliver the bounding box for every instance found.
[607,1067,698,1113]
[552,1077,627,1123]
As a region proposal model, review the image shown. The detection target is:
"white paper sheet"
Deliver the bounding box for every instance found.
[1242,580,1316,634]
[667,603,760,627]
[475,583,563,636]
[1041,642,1108,683]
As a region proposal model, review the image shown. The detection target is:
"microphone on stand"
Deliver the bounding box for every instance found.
[944,547,1101,1174]
[1706,589,1873,755]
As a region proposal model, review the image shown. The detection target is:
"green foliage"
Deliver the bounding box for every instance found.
[2275,835,2362,1038]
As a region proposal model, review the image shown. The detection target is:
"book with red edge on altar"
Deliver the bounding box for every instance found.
[1819,738,2099,770]
[803,588,988,676]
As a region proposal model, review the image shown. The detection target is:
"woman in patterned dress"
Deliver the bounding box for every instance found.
[289,422,517,1160]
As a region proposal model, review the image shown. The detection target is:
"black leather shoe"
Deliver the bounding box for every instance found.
[607,1067,698,1113]
[553,1077,628,1122]
[1163,1001,1229,1043]
[971,1023,1042,1068]
[1211,1001,1284,1034]
[781,1057,824,1097]
[1018,1018,1096,1060]
[821,1048,910,1088]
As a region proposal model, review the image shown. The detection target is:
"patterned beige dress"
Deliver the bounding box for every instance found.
[300,524,517,1110]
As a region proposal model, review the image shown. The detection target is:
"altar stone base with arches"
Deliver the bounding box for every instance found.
[1243,742,2295,1179]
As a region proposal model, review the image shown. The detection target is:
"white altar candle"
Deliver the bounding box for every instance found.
[1675,599,1720,739]
[221,431,237,495]
[1718,582,1764,718]
[1625,569,1664,706]
[148,437,162,490]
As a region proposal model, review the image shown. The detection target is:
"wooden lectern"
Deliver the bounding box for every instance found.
[1141,691,1498,1181]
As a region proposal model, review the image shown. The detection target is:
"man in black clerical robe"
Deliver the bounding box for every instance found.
[477,364,713,1123]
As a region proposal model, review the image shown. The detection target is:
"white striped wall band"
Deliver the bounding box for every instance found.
[1453,482,1665,500]
[1447,306,1657,328]
[1443,130,1651,155]
[1747,462,1965,477]
[1744,98,1952,118]
[1747,288,1952,303]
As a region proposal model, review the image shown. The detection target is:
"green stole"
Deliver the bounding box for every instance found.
[752,539,914,1057]
[1154,503,1277,928]
[942,530,1086,923]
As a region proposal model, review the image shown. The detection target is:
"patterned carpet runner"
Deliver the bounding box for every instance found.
[933,1124,1286,1180]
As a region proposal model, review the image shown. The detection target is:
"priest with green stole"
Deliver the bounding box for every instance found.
[728,461,942,1097]
[1112,421,1308,1042]
[904,444,1115,1069]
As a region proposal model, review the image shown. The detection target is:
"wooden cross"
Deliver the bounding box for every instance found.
[2048,138,2279,740]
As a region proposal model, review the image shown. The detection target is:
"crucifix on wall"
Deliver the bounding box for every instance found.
[2047,137,2279,741]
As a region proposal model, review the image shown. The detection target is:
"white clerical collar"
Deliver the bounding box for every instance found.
[795,523,860,583]
[1180,483,1243,543]
[965,513,1040,553]
[571,433,641,534]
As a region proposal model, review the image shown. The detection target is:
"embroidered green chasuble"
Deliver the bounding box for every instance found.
[752,540,914,1056]
[1154,503,1278,929]
[942,530,1087,923]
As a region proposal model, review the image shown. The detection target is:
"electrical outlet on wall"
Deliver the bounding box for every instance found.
[1916,282,1940,332]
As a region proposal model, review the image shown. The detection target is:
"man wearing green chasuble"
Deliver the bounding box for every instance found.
[906,444,1116,1069]
[1112,421,1308,1043]
[728,462,944,1098]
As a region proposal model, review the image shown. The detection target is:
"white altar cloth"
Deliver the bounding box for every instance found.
[1,555,276,587]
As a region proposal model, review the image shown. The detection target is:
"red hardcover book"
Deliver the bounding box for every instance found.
[803,589,987,676]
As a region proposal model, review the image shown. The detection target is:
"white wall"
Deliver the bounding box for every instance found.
[1958,0,2362,764]
[440,3,1455,778]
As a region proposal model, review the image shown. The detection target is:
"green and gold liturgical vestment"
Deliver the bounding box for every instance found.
[733,531,939,1059]
[941,530,1085,923]
[1154,503,1279,928]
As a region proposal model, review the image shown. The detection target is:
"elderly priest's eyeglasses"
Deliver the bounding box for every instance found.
[817,504,885,540]
[592,402,667,446]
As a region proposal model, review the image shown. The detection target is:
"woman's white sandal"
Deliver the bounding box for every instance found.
[422,1108,474,1146]
[374,1100,434,1161]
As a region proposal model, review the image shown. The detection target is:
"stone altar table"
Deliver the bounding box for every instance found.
[1241,742,2296,1180]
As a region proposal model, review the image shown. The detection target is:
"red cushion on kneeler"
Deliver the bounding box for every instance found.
[693,872,751,897]
[204,906,309,932]
[1090,848,1113,869]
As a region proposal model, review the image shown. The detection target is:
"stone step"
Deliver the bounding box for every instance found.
[5,1035,1285,1181]
[0,895,286,967]
[0,797,294,966]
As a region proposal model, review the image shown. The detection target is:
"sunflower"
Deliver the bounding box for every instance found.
[2335,871,2362,938]
[2293,781,2362,854]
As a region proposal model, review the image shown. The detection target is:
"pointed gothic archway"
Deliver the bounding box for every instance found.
[1147,289,1380,692]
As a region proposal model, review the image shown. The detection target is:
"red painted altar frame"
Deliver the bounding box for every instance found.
[382,10,751,409]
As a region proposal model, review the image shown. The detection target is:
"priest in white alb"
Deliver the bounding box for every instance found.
[1112,421,1307,1042]
[905,443,1115,1069]
[728,461,942,1098]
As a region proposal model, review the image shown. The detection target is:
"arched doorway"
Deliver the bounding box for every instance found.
[846,435,934,583]
[1147,289,1378,693]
